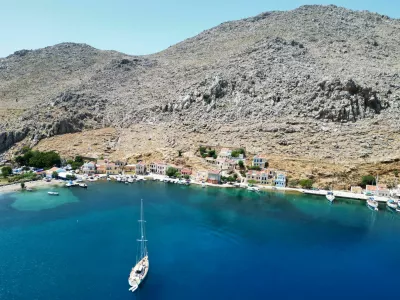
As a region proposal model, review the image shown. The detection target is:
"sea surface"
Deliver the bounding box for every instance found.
[0,181,399,300]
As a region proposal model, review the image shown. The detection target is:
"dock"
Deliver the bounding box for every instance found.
[302,190,389,203]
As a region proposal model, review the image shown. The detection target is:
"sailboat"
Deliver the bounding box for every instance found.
[326,185,335,202]
[366,175,379,211]
[128,199,149,292]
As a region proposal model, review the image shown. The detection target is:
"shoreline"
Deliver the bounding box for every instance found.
[0,180,65,195]
[0,174,392,204]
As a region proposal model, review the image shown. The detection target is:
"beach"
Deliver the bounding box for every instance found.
[0,179,64,194]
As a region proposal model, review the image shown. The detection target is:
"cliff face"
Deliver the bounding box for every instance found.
[0,5,399,165]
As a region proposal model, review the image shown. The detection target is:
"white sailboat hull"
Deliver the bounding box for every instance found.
[128,256,149,292]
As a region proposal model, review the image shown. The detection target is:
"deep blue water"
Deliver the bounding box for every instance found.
[0,182,399,300]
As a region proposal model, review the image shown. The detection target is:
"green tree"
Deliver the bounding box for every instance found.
[66,174,77,180]
[361,175,375,187]
[208,149,216,157]
[199,146,206,155]
[248,179,257,185]
[52,171,58,179]
[299,179,314,189]
[74,156,83,163]
[29,151,61,169]
[238,160,244,169]
[166,167,178,177]
[183,174,190,180]
[231,148,245,158]
[20,182,25,189]
[1,166,12,177]
[248,166,261,171]
[264,161,269,168]
[394,170,399,177]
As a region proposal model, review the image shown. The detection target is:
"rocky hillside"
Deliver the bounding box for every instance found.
[1,5,399,176]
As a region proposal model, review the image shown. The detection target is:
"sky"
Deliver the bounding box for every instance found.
[1,0,398,58]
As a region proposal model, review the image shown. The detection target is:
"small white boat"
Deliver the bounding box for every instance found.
[128,177,134,183]
[79,183,88,188]
[326,191,335,203]
[25,188,33,191]
[128,199,149,292]
[202,181,206,188]
[387,199,398,210]
[247,186,260,192]
[48,191,59,196]
[107,177,111,181]
[116,177,121,182]
[367,197,379,211]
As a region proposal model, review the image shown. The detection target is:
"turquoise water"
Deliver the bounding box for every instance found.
[0,182,399,300]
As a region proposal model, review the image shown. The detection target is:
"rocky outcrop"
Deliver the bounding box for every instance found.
[0,5,399,161]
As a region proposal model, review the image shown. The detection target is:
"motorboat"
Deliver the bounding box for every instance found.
[326,191,335,203]
[367,197,379,211]
[387,199,398,210]
[247,186,260,192]
[48,191,59,196]
[79,183,88,188]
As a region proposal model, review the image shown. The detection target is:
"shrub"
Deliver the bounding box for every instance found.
[166,167,178,177]
[183,175,190,180]
[238,160,244,169]
[361,175,375,187]
[20,182,25,189]
[66,174,77,180]
[299,179,314,189]
[231,148,245,158]
[394,170,399,177]
[1,166,12,177]
[247,166,261,171]
[52,171,58,179]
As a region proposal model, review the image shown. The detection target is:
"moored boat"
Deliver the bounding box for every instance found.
[48,191,59,196]
[387,199,397,210]
[326,191,335,203]
[128,199,149,292]
[79,183,88,188]
[367,197,379,211]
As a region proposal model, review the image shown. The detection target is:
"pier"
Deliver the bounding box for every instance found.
[301,189,389,203]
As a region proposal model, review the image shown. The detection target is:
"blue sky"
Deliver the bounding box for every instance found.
[1,0,398,57]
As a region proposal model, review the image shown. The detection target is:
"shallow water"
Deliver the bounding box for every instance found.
[0,182,399,300]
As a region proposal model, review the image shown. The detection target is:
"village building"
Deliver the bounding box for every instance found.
[81,162,96,175]
[96,159,123,175]
[195,171,208,182]
[351,186,363,194]
[207,169,221,184]
[149,161,168,175]
[218,148,232,159]
[275,173,286,187]
[136,162,147,175]
[246,169,276,185]
[181,168,192,176]
[215,158,236,171]
[365,184,390,197]
[252,154,268,168]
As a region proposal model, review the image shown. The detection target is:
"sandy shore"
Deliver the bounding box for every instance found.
[0,180,64,194]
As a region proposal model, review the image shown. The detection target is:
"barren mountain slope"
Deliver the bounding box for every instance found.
[1,5,399,181]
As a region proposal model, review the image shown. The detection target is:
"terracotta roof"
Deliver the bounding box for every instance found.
[208,169,221,175]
